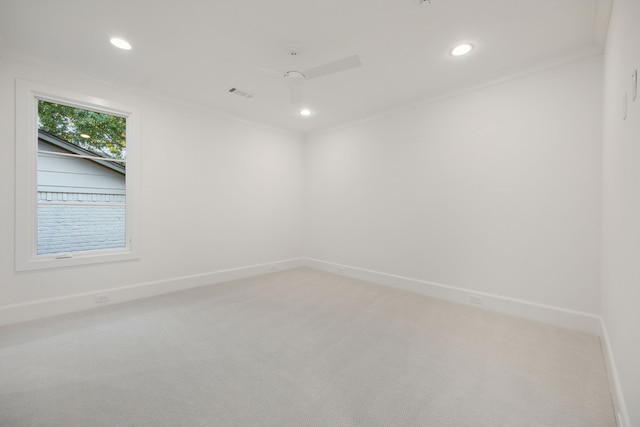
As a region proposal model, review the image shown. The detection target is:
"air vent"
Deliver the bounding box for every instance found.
[228,87,254,99]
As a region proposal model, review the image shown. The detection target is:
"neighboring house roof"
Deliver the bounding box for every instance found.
[38,129,125,175]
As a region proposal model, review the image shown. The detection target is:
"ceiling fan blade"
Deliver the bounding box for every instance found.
[304,55,361,80]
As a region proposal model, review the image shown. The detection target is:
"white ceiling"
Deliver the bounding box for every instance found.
[0,0,612,134]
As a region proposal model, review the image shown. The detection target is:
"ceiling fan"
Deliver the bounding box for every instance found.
[265,44,362,105]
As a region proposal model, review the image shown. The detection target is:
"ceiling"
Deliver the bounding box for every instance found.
[0,0,612,134]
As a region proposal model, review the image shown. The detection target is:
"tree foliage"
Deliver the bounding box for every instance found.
[38,100,126,160]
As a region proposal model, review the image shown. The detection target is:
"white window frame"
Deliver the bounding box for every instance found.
[15,79,140,271]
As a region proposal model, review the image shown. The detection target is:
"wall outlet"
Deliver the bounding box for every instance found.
[95,294,110,304]
[470,294,483,305]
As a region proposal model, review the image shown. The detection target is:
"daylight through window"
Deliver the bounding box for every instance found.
[37,101,127,255]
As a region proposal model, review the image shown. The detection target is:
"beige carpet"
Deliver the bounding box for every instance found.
[0,267,615,426]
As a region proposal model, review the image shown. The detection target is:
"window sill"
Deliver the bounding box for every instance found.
[16,249,139,272]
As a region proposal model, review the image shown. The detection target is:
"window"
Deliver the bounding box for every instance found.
[15,80,140,270]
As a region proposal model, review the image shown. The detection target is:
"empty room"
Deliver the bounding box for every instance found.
[0,0,638,426]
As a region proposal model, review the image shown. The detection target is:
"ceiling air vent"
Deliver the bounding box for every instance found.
[228,87,254,99]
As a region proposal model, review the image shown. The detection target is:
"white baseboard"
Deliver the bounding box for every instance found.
[0,258,305,327]
[2,256,602,335]
[303,258,602,335]
[600,319,631,427]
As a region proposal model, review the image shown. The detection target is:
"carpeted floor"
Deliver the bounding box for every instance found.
[0,267,616,426]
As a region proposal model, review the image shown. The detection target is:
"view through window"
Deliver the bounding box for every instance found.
[36,100,127,255]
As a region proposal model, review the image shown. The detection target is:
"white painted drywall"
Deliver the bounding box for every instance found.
[304,55,603,315]
[0,51,304,312]
[602,0,640,425]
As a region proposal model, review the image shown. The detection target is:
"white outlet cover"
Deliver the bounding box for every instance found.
[95,294,110,303]
[470,295,483,305]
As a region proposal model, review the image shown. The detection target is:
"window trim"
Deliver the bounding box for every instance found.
[15,79,140,271]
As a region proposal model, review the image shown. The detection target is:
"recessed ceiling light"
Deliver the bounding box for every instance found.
[450,43,474,57]
[299,108,312,117]
[110,37,132,50]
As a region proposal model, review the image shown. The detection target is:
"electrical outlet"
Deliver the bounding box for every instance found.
[470,294,483,305]
[95,294,110,304]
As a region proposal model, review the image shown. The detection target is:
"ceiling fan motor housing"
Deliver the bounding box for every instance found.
[284,70,306,79]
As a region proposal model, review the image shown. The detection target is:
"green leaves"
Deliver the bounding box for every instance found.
[38,100,126,160]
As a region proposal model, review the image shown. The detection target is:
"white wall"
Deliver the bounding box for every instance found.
[602,0,640,425]
[305,55,603,315]
[0,51,304,321]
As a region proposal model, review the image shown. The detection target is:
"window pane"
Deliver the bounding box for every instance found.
[37,101,127,255]
[38,100,126,161]
[37,204,126,255]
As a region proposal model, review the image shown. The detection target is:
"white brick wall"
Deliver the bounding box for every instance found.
[37,192,125,255]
